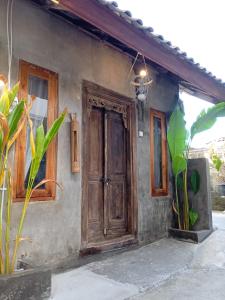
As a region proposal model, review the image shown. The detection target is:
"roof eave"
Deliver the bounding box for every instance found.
[58,0,225,102]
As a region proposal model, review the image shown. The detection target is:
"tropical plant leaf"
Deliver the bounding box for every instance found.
[29,119,36,160]
[7,100,25,139]
[167,105,188,161]
[8,82,20,106]
[43,109,67,154]
[191,102,225,139]
[35,124,45,161]
[7,114,26,149]
[190,170,200,194]
[0,113,9,150]
[172,155,187,177]
[0,89,10,116]
[30,124,45,181]
[211,153,223,172]
[189,208,198,226]
[31,179,63,197]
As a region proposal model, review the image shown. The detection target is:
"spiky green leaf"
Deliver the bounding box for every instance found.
[8,82,20,106]
[30,125,45,181]
[43,110,67,155]
[7,100,25,139]
[0,90,10,116]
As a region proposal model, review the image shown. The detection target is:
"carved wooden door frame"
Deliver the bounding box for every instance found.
[81,80,138,252]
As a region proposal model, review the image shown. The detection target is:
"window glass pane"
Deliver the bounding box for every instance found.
[153,116,162,189]
[25,75,48,189]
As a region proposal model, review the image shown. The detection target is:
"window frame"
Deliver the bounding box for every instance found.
[14,60,58,202]
[150,108,168,197]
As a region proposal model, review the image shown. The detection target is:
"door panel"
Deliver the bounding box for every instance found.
[87,108,104,242]
[105,111,127,238]
[86,105,128,243]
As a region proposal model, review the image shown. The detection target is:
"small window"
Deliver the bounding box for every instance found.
[150,109,168,196]
[14,60,58,201]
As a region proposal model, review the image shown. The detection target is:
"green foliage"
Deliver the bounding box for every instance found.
[167,106,188,161]
[43,110,67,154]
[191,102,225,139]
[0,90,10,116]
[190,170,200,194]
[211,153,223,172]
[168,100,225,231]
[172,156,187,176]
[189,208,198,227]
[8,82,19,106]
[0,81,66,274]
[28,111,67,185]
[8,100,25,138]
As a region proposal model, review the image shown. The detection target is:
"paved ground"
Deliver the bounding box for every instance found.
[51,212,225,300]
[213,211,225,230]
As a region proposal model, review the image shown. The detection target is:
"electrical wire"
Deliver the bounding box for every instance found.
[0,0,14,235]
[6,0,14,89]
[127,51,140,80]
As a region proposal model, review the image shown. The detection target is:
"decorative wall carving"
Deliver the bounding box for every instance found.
[87,95,128,128]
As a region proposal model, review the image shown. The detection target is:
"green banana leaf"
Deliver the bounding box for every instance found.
[172,155,187,176]
[8,100,25,139]
[189,208,198,227]
[191,102,225,140]
[167,105,188,162]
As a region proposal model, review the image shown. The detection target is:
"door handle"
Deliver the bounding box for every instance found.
[105,178,111,186]
[100,177,111,185]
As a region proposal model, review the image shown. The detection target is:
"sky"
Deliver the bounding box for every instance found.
[106,0,225,148]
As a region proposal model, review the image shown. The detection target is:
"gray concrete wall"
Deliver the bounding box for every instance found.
[137,70,178,243]
[0,0,178,266]
[188,158,213,230]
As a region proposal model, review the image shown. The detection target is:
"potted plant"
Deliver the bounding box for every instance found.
[0,78,66,299]
[167,100,225,242]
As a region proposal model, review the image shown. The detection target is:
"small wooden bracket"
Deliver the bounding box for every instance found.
[70,113,80,173]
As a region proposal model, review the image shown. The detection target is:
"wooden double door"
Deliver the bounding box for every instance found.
[82,83,136,248]
[87,107,128,243]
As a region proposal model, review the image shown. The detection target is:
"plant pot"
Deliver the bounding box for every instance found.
[0,267,51,300]
[168,227,213,243]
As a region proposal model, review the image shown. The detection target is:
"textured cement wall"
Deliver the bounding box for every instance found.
[188,158,213,230]
[137,69,178,243]
[0,0,178,265]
